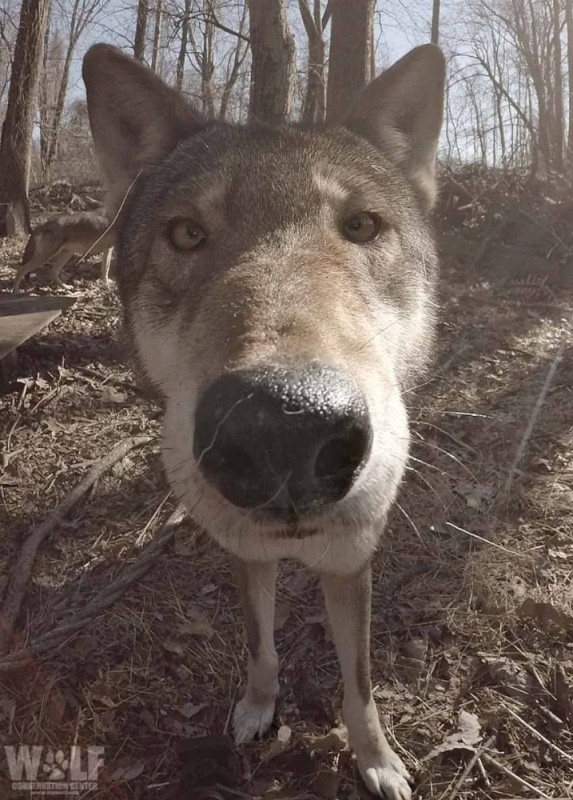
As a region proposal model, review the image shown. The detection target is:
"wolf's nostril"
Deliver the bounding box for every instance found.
[201,443,266,508]
[314,432,369,496]
[207,443,252,475]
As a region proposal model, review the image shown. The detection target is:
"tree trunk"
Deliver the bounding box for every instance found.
[326,0,374,122]
[134,0,149,62]
[46,0,80,171]
[566,0,573,162]
[219,0,250,120]
[299,0,330,124]
[201,7,216,115]
[39,1,52,181]
[524,0,552,170]
[176,0,192,89]
[0,0,50,236]
[553,0,564,171]
[248,0,296,124]
[151,0,163,74]
[431,0,441,44]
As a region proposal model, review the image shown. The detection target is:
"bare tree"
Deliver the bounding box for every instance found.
[552,0,564,171]
[170,0,249,120]
[326,0,374,122]
[431,0,440,44]
[218,0,250,120]
[298,0,331,123]
[175,0,191,89]
[151,0,163,73]
[457,0,569,175]
[566,0,573,162]
[0,0,50,236]
[45,0,109,174]
[39,0,53,177]
[134,0,149,61]
[248,0,296,124]
[186,0,216,113]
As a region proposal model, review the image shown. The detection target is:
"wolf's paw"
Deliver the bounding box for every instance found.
[232,696,275,744]
[358,750,412,800]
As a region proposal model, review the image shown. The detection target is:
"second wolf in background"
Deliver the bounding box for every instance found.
[13,210,114,292]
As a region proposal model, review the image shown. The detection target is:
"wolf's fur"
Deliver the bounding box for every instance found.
[83,43,445,800]
[13,210,115,292]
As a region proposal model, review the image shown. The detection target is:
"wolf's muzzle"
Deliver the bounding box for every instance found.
[193,364,372,520]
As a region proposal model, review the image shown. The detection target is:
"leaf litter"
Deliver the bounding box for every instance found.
[1,195,573,797]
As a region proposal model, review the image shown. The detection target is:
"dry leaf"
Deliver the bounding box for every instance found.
[552,663,572,723]
[485,656,534,699]
[310,726,348,754]
[173,529,196,556]
[99,386,128,404]
[396,637,428,682]
[402,637,427,661]
[304,611,333,642]
[70,635,98,657]
[108,759,145,782]
[312,769,339,799]
[262,725,292,761]
[0,694,15,714]
[456,481,495,509]
[178,608,215,638]
[285,570,312,595]
[162,638,185,655]
[93,694,116,708]
[548,547,573,562]
[427,710,481,759]
[517,598,573,634]
[179,702,208,720]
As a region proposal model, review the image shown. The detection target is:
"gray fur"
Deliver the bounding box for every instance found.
[83,43,445,800]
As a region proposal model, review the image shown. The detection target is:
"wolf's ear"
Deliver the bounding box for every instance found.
[83,44,205,217]
[344,44,445,213]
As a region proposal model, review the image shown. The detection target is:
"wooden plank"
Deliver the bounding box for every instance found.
[0,292,76,361]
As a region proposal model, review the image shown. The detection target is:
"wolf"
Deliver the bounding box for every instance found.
[13,210,114,292]
[83,42,445,799]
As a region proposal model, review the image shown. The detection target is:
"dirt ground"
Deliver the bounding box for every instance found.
[0,194,572,800]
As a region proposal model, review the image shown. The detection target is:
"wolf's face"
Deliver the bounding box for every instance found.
[83,44,444,573]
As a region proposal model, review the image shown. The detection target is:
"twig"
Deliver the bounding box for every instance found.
[503,314,572,500]
[482,753,553,799]
[0,435,153,652]
[77,168,143,263]
[215,786,256,799]
[504,704,573,764]
[476,756,490,788]
[0,504,187,671]
[445,521,525,557]
[444,734,496,800]
[518,209,573,258]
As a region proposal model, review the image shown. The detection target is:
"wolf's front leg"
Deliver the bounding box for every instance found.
[232,557,279,744]
[321,565,412,800]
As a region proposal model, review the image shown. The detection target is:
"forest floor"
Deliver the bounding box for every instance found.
[0,180,572,799]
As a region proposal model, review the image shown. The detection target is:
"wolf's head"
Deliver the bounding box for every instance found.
[83,44,445,571]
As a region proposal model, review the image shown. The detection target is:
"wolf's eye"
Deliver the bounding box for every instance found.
[343,211,382,243]
[167,219,206,251]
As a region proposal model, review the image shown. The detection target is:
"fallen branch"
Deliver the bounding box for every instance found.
[482,753,552,800]
[504,704,573,764]
[0,503,187,671]
[0,435,153,652]
[503,313,573,500]
[444,734,496,800]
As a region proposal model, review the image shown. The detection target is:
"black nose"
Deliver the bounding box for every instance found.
[193,364,372,519]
